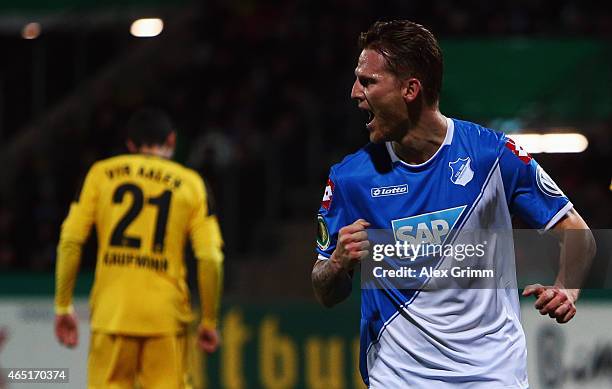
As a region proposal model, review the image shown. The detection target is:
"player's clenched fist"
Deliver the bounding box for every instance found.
[331,219,370,271]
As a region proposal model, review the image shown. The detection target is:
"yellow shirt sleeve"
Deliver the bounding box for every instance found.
[55,164,99,314]
[198,252,223,329]
[55,240,81,314]
[189,177,224,329]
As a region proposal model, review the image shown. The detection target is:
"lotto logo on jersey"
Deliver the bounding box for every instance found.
[391,205,466,245]
[505,138,532,164]
[371,184,408,197]
[321,178,335,210]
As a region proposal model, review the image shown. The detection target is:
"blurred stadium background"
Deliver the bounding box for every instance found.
[0,0,611,388]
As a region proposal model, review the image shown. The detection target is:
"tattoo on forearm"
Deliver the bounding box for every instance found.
[311,260,353,307]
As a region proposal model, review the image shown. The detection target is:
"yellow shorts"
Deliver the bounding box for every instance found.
[88,332,191,389]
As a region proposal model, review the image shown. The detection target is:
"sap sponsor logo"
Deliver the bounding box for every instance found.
[391,205,466,246]
[449,157,474,186]
[371,184,408,198]
[321,178,335,210]
[536,165,564,197]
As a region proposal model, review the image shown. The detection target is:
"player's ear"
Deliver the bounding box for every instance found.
[165,131,176,149]
[402,78,421,103]
[126,139,138,153]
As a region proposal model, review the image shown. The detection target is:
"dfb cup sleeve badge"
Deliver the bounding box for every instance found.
[449,157,474,186]
[317,214,331,250]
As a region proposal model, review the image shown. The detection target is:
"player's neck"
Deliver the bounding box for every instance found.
[136,145,173,159]
[392,110,447,165]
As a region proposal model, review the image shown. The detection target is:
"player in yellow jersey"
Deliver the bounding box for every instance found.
[54,108,223,389]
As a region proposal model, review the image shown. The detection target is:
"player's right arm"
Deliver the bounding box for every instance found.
[311,172,370,307]
[312,219,370,308]
[54,163,100,347]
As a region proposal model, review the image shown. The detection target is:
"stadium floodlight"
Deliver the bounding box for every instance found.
[510,133,588,154]
[130,18,164,38]
[21,22,41,39]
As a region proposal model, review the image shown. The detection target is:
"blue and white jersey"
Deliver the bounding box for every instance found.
[316,118,572,388]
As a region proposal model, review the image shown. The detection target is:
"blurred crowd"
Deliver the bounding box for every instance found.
[0,0,611,271]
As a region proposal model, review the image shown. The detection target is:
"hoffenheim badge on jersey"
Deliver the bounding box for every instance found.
[449,157,474,186]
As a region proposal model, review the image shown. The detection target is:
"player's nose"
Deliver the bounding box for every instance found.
[351,78,364,100]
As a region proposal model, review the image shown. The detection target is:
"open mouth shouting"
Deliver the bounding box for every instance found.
[361,107,375,129]
[367,110,375,127]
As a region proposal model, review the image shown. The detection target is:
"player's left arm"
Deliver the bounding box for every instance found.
[189,176,224,353]
[523,208,596,323]
[498,135,595,323]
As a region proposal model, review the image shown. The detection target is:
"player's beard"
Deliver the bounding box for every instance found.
[367,110,412,144]
[366,95,418,144]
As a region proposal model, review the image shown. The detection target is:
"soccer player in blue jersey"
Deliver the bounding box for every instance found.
[312,20,596,388]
